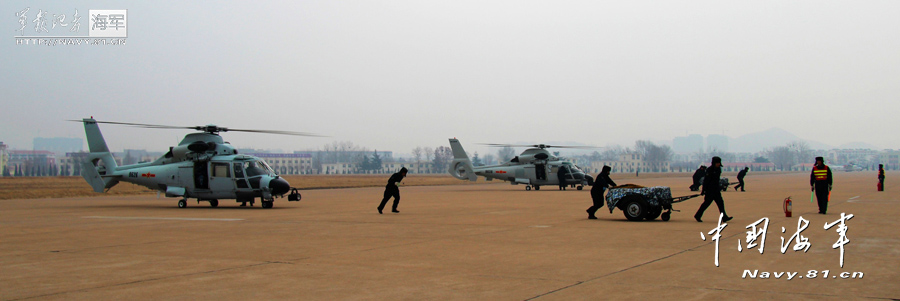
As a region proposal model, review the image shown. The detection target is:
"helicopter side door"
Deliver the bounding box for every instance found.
[207,162,234,197]
[232,162,258,200]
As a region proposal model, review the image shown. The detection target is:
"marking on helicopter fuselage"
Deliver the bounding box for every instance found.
[84,216,243,221]
[141,173,156,178]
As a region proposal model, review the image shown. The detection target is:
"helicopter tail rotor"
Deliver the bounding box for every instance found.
[80,118,121,193]
[448,139,477,181]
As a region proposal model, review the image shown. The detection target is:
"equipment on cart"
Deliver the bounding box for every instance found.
[605,185,701,221]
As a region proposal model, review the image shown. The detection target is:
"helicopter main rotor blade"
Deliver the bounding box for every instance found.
[68,120,326,137]
[67,120,196,130]
[478,143,598,149]
[222,128,328,137]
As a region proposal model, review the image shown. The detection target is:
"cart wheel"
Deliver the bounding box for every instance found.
[661,211,671,221]
[577,186,583,191]
[621,195,648,221]
[645,206,662,221]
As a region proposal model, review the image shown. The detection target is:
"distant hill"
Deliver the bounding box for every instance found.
[837,141,880,150]
[727,128,833,153]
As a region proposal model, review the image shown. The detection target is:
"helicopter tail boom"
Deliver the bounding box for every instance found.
[80,118,121,193]
[448,138,477,181]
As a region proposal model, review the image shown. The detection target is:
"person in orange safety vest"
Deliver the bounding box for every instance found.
[810,157,833,214]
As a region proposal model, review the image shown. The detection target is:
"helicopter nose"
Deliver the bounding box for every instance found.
[269,177,290,196]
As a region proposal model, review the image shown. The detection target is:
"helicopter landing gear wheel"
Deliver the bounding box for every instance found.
[577,186,583,191]
[177,199,187,208]
[534,185,540,191]
[525,185,532,191]
[661,211,671,221]
[261,201,273,208]
[209,199,218,207]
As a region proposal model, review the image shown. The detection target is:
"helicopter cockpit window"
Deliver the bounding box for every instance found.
[233,163,245,178]
[243,160,275,177]
[570,165,584,174]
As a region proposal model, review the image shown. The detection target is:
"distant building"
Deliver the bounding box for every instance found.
[827,149,880,167]
[33,137,83,156]
[590,153,670,174]
[673,134,703,154]
[707,134,728,152]
[881,150,900,170]
[720,162,776,173]
[247,153,315,175]
[58,152,92,176]
[7,150,56,176]
[0,142,8,176]
[321,161,433,175]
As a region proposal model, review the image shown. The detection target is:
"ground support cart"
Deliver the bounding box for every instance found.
[606,186,701,221]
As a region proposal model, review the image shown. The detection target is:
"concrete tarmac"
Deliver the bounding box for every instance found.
[1,172,898,300]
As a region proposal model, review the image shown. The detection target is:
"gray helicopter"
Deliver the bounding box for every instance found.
[75,118,319,208]
[448,138,594,191]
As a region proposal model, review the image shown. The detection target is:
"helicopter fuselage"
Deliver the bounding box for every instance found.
[79,118,296,208]
[448,138,593,191]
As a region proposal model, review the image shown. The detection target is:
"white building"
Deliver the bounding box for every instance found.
[590,153,670,174]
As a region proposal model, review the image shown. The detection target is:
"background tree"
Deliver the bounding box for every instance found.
[412,147,424,173]
[432,146,453,173]
[471,152,484,166]
[497,146,516,163]
[370,150,383,173]
[766,146,795,171]
[601,145,625,161]
[788,140,812,168]
[423,147,434,173]
[634,140,673,172]
[359,155,371,173]
[482,153,495,166]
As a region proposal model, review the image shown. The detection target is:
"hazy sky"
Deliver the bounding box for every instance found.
[3,1,899,157]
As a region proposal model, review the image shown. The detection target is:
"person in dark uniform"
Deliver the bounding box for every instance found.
[587,166,616,219]
[558,165,569,190]
[878,164,885,191]
[734,167,749,192]
[810,157,833,214]
[378,167,407,214]
[694,156,733,223]
[690,165,706,191]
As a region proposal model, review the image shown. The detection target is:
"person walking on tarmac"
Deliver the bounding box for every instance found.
[587,166,616,219]
[558,165,569,190]
[810,157,833,214]
[878,164,885,191]
[690,165,706,191]
[378,167,407,214]
[734,167,749,192]
[694,156,733,223]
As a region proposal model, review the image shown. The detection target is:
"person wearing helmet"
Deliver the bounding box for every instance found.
[811,157,833,214]
[734,167,749,192]
[694,156,733,223]
[587,166,616,219]
[378,167,408,214]
[690,165,706,191]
